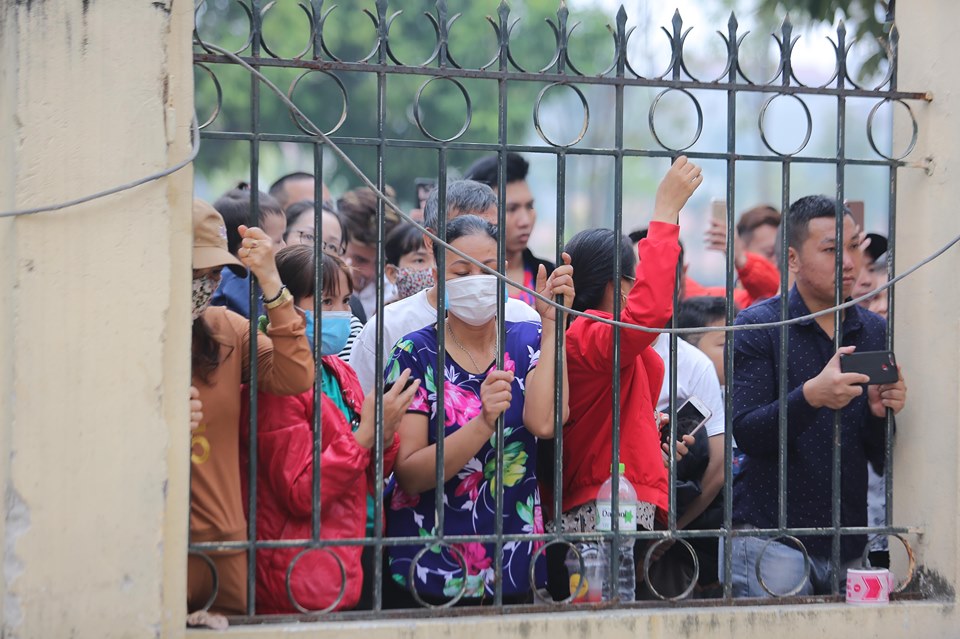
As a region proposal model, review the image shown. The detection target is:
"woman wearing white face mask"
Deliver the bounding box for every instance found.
[188,200,313,624]
[240,246,420,613]
[382,215,575,607]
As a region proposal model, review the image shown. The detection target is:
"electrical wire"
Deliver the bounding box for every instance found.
[0,115,200,219]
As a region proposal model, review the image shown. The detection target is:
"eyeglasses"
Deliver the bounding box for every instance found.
[323,242,346,256]
[298,231,345,256]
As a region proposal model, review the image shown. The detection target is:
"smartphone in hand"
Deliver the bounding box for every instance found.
[839,350,898,384]
[659,396,713,445]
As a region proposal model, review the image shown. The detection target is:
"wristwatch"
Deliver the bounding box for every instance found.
[263,285,293,310]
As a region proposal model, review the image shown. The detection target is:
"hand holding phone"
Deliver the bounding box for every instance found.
[839,350,899,385]
[659,396,712,445]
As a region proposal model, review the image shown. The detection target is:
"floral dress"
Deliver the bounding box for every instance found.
[384,320,546,601]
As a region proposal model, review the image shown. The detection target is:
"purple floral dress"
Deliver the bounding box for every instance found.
[384,321,546,601]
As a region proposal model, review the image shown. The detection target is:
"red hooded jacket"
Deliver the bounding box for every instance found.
[240,355,399,614]
[560,221,681,515]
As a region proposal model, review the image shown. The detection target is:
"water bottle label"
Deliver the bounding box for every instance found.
[595,503,637,532]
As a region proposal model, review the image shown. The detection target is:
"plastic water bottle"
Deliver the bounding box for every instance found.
[595,463,638,602]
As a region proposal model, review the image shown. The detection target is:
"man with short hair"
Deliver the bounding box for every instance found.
[727,195,907,597]
[692,204,781,308]
[268,171,333,211]
[736,205,782,265]
[349,180,540,393]
[465,153,554,307]
[337,186,402,319]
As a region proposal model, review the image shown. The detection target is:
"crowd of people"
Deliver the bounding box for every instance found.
[186,152,906,625]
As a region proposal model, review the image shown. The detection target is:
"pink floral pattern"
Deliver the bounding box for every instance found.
[443,381,482,427]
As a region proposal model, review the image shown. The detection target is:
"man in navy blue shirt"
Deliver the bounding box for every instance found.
[727,195,907,597]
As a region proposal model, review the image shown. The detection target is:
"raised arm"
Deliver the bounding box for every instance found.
[523,256,574,438]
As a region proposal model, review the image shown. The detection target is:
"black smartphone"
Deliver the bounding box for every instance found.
[659,396,712,446]
[383,377,416,394]
[839,350,899,384]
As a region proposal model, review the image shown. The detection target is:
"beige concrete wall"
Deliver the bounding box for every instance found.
[891,0,960,604]
[0,1,193,638]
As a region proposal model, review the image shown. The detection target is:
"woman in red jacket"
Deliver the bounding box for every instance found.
[556,157,702,535]
[241,246,420,614]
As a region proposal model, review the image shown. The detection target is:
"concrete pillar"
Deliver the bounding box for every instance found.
[891,0,960,602]
[0,1,193,638]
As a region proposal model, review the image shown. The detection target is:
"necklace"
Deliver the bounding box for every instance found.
[446,323,494,373]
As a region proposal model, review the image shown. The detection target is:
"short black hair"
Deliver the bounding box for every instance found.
[422,180,497,232]
[564,228,636,313]
[213,184,284,256]
[464,152,529,189]
[434,215,498,264]
[676,296,733,345]
[786,195,851,249]
[385,222,426,267]
[269,172,314,208]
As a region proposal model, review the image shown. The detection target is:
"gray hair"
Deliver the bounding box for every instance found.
[423,179,497,231]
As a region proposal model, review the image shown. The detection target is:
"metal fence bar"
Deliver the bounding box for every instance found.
[371,3,389,610]
[195,129,918,168]
[829,21,850,596]
[192,52,928,101]
[883,8,900,557]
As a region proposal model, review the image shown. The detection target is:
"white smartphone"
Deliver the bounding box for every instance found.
[659,396,713,446]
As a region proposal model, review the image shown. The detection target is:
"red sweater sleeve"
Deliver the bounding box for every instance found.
[736,252,780,307]
[570,221,680,369]
[256,391,369,519]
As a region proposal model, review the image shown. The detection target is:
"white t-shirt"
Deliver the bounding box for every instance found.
[349,288,541,393]
[653,334,726,437]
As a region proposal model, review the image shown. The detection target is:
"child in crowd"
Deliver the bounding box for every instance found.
[241,246,419,614]
[384,222,435,302]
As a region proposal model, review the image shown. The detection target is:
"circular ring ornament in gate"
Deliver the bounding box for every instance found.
[259,0,315,61]
[859,533,916,594]
[287,70,349,137]
[642,537,700,601]
[867,99,918,161]
[193,0,254,56]
[758,93,813,157]
[194,63,223,130]
[187,551,220,613]
[755,534,811,597]
[648,88,704,153]
[528,539,585,605]
[407,542,469,608]
[284,547,347,614]
[413,77,473,143]
[533,83,590,149]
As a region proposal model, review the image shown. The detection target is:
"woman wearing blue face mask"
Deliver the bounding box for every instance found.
[381,215,575,607]
[240,245,420,614]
